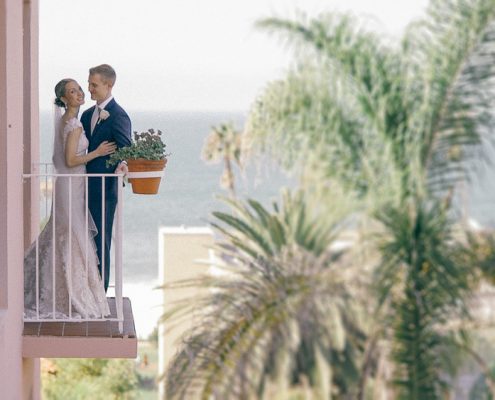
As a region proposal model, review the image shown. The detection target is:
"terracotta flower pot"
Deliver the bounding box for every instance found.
[126,158,167,194]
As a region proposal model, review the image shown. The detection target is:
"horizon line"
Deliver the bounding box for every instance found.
[39,108,249,114]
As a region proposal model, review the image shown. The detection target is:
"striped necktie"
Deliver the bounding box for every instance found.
[91,106,101,134]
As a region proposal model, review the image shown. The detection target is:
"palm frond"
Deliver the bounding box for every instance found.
[256,13,395,105]
[403,0,495,193]
[211,190,339,258]
[249,13,416,203]
[250,3,495,203]
[245,64,403,203]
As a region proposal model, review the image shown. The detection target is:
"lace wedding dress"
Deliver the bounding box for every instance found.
[24,117,110,319]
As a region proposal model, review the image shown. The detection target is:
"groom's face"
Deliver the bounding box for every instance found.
[88,73,112,104]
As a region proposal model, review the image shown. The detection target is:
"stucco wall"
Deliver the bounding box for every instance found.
[0,0,39,398]
[0,0,25,396]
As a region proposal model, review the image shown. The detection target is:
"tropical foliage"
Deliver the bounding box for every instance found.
[374,199,471,397]
[42,358,138,399]
[243,0,495,396]
[162,0,495,398]
[162,192,371,399]
[246,1,495,203]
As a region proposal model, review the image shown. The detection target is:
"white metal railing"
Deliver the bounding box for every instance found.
[23,165,124,333]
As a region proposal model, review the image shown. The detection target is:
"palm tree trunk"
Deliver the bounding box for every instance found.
[224,156,236,198]
[315,344,332,400]
[356,332,379,399]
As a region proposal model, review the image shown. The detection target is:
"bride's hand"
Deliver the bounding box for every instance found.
[96,141,117,157]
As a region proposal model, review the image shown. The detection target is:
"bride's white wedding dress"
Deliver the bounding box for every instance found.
[24,117,110,319]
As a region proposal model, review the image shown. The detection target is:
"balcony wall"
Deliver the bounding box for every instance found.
[23,297,137,358]
[0,0,39,398]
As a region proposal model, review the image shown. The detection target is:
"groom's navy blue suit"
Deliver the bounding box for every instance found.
[81,99,131,291]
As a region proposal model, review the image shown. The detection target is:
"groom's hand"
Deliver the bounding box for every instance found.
[114,161,128,176]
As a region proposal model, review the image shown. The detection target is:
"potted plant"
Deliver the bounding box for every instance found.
[107,128,169,194]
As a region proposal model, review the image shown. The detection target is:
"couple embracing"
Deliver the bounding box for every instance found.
[24,64,131,319]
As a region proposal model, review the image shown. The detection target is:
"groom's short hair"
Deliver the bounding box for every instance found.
[89,64,116,86]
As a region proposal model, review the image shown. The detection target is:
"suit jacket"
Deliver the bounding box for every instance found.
[81,98,132,199]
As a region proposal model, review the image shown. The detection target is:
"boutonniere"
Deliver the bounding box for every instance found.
[97,109,110,125]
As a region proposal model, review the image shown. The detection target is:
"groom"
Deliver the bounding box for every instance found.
[81,64,132,292]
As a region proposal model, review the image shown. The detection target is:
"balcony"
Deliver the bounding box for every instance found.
[22,166,137,358]
[23,297,136,358]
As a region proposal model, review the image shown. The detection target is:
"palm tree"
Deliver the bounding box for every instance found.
[247,1,495,203]
[159,1,495,398]
[161,191,371,399]
[202,122,243,198]
[374,199,472,398]
[240,0,495,396]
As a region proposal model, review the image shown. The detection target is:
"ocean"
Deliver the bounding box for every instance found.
[39,110,495,337]
[40,110,290,337]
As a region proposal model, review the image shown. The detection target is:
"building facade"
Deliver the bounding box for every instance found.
[0,0,40,398]
[158,226,215,399]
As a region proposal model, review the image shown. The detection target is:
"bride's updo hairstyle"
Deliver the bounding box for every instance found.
[54,78,75,108]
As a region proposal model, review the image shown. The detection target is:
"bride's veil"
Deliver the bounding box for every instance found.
[51,103,68,173]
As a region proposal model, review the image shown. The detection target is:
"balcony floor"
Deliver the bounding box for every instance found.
[23,297,137,358]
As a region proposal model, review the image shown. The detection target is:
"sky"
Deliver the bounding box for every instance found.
[40,0,429,112]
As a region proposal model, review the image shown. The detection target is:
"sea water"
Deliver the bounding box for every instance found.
[40,110,290,336]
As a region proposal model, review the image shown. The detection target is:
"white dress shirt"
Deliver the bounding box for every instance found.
[90,96,114,134]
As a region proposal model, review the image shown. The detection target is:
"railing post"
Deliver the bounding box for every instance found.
[51,175,56,319]
[68,176,72,319]
[85,175,89,282]
[102,177,105,296]
[35,215,39,320]
[115,174,124,333]
[44,164,49,219]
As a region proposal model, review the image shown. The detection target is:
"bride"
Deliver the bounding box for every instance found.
[24,78,116,319]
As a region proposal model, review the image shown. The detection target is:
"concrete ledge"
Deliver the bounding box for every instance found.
[22,297,137,358]
[23,336,137,358]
